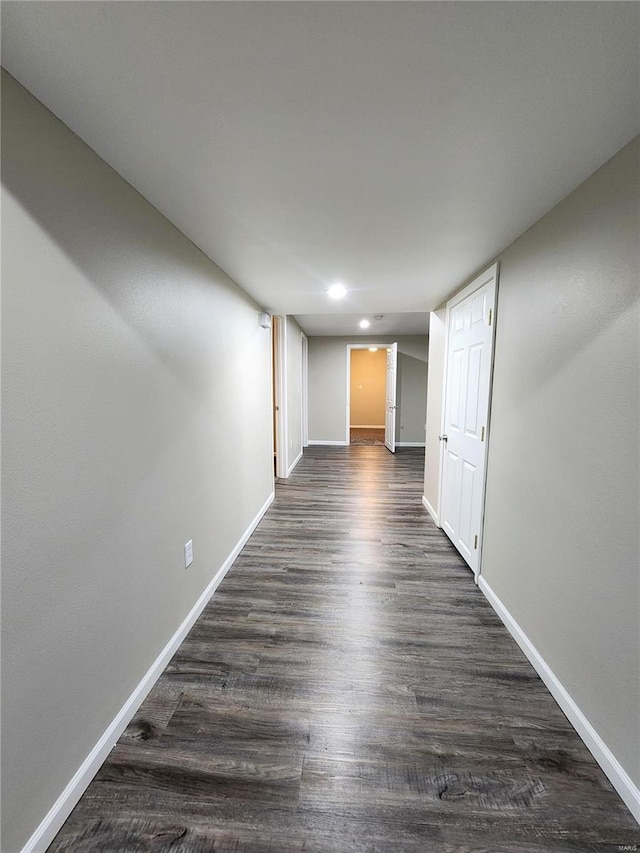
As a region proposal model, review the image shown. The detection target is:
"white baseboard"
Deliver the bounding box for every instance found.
[308,440,349,446]
[285,448,303,477]
[478,576,640,825]
[396,442,426,448]
[21,490,275,853]
[350,424,385,429]
[421,495,439,526]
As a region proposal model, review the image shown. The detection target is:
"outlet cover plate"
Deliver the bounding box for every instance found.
[184,540,193,568]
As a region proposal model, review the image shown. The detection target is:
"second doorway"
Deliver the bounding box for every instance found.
[348,346,388,446]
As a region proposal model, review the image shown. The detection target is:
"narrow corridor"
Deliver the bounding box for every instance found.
[50,447,638,852]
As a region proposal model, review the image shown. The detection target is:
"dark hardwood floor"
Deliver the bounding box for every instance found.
[49,447,638,852]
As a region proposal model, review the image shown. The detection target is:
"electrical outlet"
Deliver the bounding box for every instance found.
[184,539,193,568]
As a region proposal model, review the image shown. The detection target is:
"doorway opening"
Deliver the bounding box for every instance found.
[346,343,398,450]
[349,347,386,445]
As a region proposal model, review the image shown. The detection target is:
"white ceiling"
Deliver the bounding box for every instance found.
[2,2,638,334]
[294,312,429,338]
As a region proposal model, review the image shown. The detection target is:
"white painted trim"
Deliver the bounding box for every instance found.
[20,491,275,853]
[345,342,390,445]
[448,262,499,310]
[350,424,385,429]
[421,495,440,525]
[301,332,309,448]
[286,448,303,477]
[396,442,425,448]
[384,341,398,453]
[308,439,349,446]
[440,263,499,578]
[437,308,449,532]
[273,316,288,479]
[280,316,289,476]
[478,576,640,826]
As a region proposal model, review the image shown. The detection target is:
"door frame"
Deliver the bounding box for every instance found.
[384,342,398,453]
[301,332,309,448]
[272,315,288,479]
[437,262,499,579]
[345,343,387,444]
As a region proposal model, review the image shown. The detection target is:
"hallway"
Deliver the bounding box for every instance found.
[50,448,637,852]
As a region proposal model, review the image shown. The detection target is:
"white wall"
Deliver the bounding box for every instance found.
[425,137,640,802]
[1,72,274,853]
[308,336,428,444]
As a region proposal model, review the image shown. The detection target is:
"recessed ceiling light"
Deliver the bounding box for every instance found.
[359,319,370,329]
[368,347,378,352]
[326,283,347,300]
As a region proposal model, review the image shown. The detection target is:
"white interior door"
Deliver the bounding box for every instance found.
[272,316,287,479]
[440,265,498,575]
[301,333,309,448]
[384,342,398,453]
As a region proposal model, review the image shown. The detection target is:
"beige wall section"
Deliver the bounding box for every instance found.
[396,345,430,446]
[350,349,386,426]
[483,137,639,788]
[1,72,274,853]
[285,316,304,473]
[425,137,639,791]
[423,308,446,514]
[308,336,428,444]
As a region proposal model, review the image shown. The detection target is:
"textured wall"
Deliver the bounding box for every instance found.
[482,137,639,787]
[424,137,640,790]
[1,72,274,852]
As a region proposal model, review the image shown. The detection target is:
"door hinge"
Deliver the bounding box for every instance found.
[474,534,478,550]
[488,309,493,326]
[481,426,485,442]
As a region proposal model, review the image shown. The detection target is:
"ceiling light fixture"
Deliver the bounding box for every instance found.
[369,347,378,352]
[326,283,347,300]
[359,319,370,329]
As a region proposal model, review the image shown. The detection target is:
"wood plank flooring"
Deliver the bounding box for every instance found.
[350,427,385,445]
[49,447,638,852]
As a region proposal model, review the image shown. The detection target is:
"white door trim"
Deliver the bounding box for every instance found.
[384,342,398,453]
[301,332,309,448]
[345,343,387,443]
[438,262,499,579]
[273,315,288,479]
